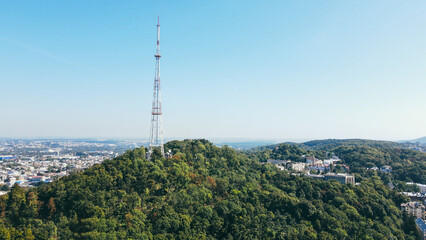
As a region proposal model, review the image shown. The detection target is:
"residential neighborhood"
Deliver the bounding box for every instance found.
[0,139,145,192]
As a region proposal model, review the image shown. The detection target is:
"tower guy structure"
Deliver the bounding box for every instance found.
[148,16,164,158]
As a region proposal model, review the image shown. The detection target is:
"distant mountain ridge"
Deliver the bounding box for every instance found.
[251,138,402,151]
[297,139,401,150]
[400,136,426,144]
[214,140,278,150]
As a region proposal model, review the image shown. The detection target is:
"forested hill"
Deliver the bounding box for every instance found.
[297,139,401,150]
[0,139,420,239]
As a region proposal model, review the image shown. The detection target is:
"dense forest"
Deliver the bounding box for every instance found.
[0,139,421,239]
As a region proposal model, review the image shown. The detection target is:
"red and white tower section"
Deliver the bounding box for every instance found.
[149,17,164,157]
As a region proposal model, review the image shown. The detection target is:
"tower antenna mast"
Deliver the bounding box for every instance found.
[148,16,164,158]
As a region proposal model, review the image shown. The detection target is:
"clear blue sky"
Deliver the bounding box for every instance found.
[1,0,425,141]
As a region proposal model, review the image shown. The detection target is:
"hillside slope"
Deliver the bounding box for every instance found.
[0,140,420,239]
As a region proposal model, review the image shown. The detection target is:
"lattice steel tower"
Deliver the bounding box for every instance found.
[148,16,164,158]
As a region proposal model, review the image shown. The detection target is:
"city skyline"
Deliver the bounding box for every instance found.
[1,1,426,140]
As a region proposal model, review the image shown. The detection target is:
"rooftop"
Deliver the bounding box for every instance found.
[415,218,426,233]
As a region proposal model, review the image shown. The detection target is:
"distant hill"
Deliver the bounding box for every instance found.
[400,136,426,144]
[297,139,401,150]
[214,140,278,150]
[250,139,402,151]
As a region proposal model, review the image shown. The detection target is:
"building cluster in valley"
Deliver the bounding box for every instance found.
[0,139,145,195]
[265,155,356,185]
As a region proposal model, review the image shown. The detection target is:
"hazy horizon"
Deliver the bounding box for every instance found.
[1,1,425,140]
[1,136,423,144]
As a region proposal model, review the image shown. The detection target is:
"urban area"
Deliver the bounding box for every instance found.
[0,139,145,193]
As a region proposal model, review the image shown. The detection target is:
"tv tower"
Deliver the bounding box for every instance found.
[148,16,164,158]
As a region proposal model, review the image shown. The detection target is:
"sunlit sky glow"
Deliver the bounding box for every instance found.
[1,1,425,141]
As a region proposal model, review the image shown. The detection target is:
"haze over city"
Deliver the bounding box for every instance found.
[1,1,425,141]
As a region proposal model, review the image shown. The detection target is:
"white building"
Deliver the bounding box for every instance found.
[291,163,306,172]
[407,182,426,193]
[323,158,341,165]
[324,173,356,185]
[380,165,392,173]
